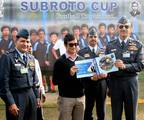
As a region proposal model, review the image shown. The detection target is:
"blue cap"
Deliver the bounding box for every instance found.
[118,16,130,24]
[89,26,97,36]
[16,29,29,39]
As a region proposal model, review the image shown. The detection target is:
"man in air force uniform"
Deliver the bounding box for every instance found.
[0,29,39,120]
[78,27,107,120]
[106,17,144,120]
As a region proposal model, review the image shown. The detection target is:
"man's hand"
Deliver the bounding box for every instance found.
[37,98,41,108]
[8,104,19,117]
[41,94,46,103]
[91,73,107,81]
[52,48,59,60]
[115,59,126,69]
[70,66,78,76]
[1,49,5,54]
[45,61,50,66]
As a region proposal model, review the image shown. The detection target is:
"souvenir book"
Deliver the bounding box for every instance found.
[75,53,118,78]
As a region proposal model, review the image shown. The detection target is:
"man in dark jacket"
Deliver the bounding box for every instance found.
[106,16,144,120]
[0,29,39,120]
[78,26,107,120]
[53,33,85,120]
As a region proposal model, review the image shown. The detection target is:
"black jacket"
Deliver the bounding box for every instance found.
[53,54,85,98]
[0,49,39,105]
[106,38,144,78]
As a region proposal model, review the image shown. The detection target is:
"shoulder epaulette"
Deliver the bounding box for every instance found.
[129,37,139,43]
[78,47,88,55]
[108,39,117,45]
[129,37,134,41]
[111,39,117,43]
[77,55,85,60]
[6,49,15,54]
[81,47,88,51]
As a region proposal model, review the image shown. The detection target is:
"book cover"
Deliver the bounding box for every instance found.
[75,53,118,78]
[75,59,94,78]
[94,53,118,75]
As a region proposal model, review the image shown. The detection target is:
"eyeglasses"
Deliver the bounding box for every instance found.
[68,43,79,47]
[89,36,97,38]
[119,25,130,29]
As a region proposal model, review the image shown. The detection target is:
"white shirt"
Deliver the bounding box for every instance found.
[35,59,45,95]
[65,52,78,62]
[118,36,128,44]
[88,45,98,53]
[53,39,66,56]
[15,48,26,60]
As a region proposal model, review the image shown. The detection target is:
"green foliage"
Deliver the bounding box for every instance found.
[139,71,144,81]
[0,72,144,119]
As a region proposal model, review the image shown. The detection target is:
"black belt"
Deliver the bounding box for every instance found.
[11,87,32,93]
[110,75,137,80]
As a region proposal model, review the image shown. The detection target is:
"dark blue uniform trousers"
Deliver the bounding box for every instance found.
[110,76,138,120]
[6,88,37,120]
[84,80,107,120]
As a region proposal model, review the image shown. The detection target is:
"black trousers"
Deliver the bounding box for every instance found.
[6,88,37,120]
[110,77,138,120]
[37,107,44,120]
[84,80,107,120]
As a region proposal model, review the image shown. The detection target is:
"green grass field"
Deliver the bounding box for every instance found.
[0,71,144,120]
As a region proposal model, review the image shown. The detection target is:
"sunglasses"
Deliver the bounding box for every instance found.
[119,25,129,29]
[68,43,79,47]
[89,36,97,38]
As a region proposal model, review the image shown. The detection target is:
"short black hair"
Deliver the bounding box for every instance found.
[64,33,75,45]
[60,27,69,33]
[37,28,45,34]
[11,27,18,33]
[81,24,89,29]
[49,32,58,37]
[30,29,37,35]
[1,25,10,32]
[98,23,106,29]
[108,24,115,30]
[72,25,81,31]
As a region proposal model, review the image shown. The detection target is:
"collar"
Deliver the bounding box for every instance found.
[65,52,78,62]
[118,36,129,44]
[15,48,26,59]
[89,45,98,53]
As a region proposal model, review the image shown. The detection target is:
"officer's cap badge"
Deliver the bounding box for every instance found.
[118,16,130,24]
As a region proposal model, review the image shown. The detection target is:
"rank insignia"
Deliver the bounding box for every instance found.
[111,49,117,52]
[29,61,35,67]
[98,51,105,56]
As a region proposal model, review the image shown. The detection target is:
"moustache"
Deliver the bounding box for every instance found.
[120,30,128,33]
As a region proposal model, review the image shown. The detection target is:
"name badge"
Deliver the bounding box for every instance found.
[14,63,21,67]
[123,52,130,58]
[20,68,28,74]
